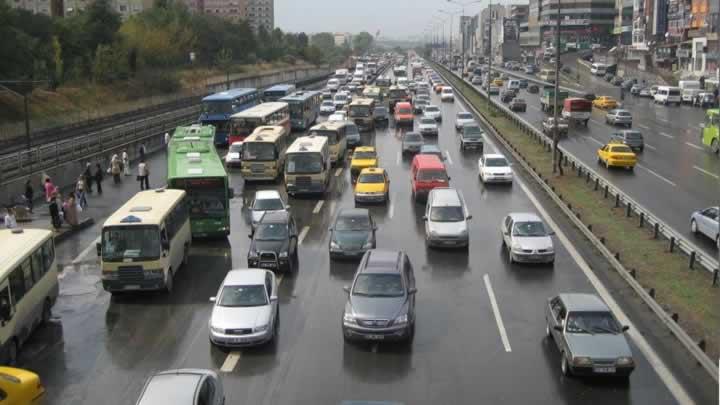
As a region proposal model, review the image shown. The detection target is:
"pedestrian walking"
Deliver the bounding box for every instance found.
[63,195,79,227]
[3,208,17,229]
[24,180,34,213]
[94,163,104,195]
[76,176,88,209]
[44,178,57,203]
[83,163,93,193]
[137,160,150,190]
[49,192,61,230]
[111,154,121,184]
[122,151,131,176]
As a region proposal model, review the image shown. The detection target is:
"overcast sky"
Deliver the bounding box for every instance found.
[276,0,506,39]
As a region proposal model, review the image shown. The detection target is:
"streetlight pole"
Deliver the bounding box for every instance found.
[552,0,562,175]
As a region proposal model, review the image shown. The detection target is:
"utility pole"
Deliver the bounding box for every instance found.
[552,0,562,175]
[487,0,493,107]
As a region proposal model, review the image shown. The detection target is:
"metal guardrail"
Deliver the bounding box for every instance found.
[434,62,720,280]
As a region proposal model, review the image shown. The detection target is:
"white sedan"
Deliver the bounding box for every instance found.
[455,111,474,130]
[328,111,348,122]
[423,105,442,121]
[320,100,336,115]
[250,189,289,228]
[501,213,555,264]
[418,117,439,136]
[208,269,279,347]
[440,87,455,102]
[478,153,513,184]
[225,141,243,168]
[690,206,719,248]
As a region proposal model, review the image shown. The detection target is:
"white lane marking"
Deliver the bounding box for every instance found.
[483,274,512,353]
[220,352,241,372]
[334,167,343,177]
[643,143,656,151]
[298,226,310,245]
[658,131,674,139]
[693,165,720,180]
[71,236,101,264]
[396,151,401,166]
[585,136,604,146]
[685,142,703,151]
[636,164,677,187]
[514,178,694,405]
[638,124,650,130]
[445,151,453,166]
[388,193,396,218]
[312,200,324,214]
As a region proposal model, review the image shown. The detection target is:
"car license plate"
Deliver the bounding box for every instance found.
[124,285,140,290]
[443,241,456,246]
[232,337,247,344]
[260,262,275,268]
[593,366,616,373]
[365,334,384,340]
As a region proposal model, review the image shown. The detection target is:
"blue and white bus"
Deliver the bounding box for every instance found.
[280,90,322,131]
[263,84,297,102]
[199,88,260,146]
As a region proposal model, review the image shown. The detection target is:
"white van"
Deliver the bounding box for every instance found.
[507,79,521,91]
[590,63,607,76]
[653,86,682,106]
[327,78,340,92]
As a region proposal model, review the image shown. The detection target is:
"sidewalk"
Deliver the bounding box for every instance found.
[2,150,170,243]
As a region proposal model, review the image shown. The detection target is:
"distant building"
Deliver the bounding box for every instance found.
[520,0,543,54]
[245,0,274,32]
[8,0,152,17]
[334,32,353,47]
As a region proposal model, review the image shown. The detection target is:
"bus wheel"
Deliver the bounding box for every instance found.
[42,299,52,323]
[711,139,719,154]
[165,270,174,293]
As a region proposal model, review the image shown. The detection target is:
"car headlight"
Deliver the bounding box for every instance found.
[279,251,288,258]
[143,268,164,279]
[394,314,409,325]
[429,230,439,238]
[343,312,356,324]
[616,356,634,366]
[512,245,524,253]
[253,324,269,333]
[330,241,340,249]
[573,356,593,366]
[210,326,225,334]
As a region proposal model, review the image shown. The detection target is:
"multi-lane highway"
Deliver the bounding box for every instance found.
[481,65,719,255]
[14,62,717,404]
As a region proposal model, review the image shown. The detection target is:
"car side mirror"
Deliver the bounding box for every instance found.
[447,176,451,181]
[622,325,630,332]
[285,205,291,210]
[209,296,216,303]
[96,242,102,257]
[270,296,278,302]
[408,287,418,295]
[553,325,563,332]
[329,227,334,231]
[548,231,556,236]
[343,285,350,293]
[161,240,170,251]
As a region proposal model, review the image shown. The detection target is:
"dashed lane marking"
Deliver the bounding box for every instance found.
[638,124,650,130]
[585,136,604,146]
[483,274,512,353]
[71,236,101,265]
[445,151,453,165]
[693,165,719,180]
[396,151,401,166]
[388,193,396,218]
[658,131,674,139]
[644,143,656,150]
[312,200,324,214]
[298,226,310,245]
[636,164,677,187]
[334,167,343,177]
[685,142,703,151]
[220,352,241,372]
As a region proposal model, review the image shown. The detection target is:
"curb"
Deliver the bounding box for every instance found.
[54,217,95,244]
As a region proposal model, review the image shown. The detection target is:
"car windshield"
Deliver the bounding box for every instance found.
[353,151,376,160]
[430,206,464,222]
[417,169,448,182]
[229,143,243,153]
[485,157,509,167]
[358,173,384,184]
[420,118,435,125]
[512,221,547,237]
[457,112,473,119]
[374,107,387,116]
[254,222,288,241]
[218,285,268,307]
[514,99,526,103]
[322,101,334,107]
[346,125,359,136]
[566,311,621,334]
[102,226,160,261]
[352,273,404,297]
[624,132,642,139]
[335,215,371,231]
[335,95,347,102]
[253,198,283,211]
[405,133,422,142]
[350,105,371,117]
[617,111,631,116]
[202,101,232,115]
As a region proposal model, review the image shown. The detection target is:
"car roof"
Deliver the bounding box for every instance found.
[483,153,506,160]
[137,369,212,405]
[429,187,462,206]
[558,293,609,312]
[223,269,269,285]
[354,146,376,153]
[421,144,441,151]
[259,210,290,223]
[508,212,543,222]
[396,102,412,108]
[362,249,403,273]
[413,154,444,169]
[337,208,370,219]
[360,167,385,175]
[255,190,281,200]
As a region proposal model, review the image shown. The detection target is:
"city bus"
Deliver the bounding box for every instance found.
[539,68,557,83]
[98,189,192,294]
[701,108,719,154]
[199,88,260,147]
[280,90,322,131]
[228,102,290,146]
[308,121,349,165]
[167,134,231,237]
[284,135,331,196]
[348,98,376,131]
[172,124,215,142]
[0,228,58,364]
[241,126,289,181]
[263,84,297,102]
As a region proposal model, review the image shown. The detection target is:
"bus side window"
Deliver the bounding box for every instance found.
[31,250,43,283]
[0,287,11,321]
[42,240,55,273]
[9,263,29,305]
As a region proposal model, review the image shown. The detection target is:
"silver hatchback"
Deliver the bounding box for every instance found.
[135,369,224,405]
[424,188,471,248]
[501,212,555,264]
[605,109,632,127]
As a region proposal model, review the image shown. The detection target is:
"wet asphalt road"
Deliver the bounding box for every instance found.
[483,66,720,256]
[14,67,708,405]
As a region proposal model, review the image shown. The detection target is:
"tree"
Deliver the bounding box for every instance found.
[82,0,122,56]
[310,32,335,51]
[297,33,309,49]
[51,36,63,87]
[215,48,233,89]
[353,32,374,55]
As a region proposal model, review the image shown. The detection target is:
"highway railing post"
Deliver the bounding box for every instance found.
[713,269,718,286]
[689,251,696,270]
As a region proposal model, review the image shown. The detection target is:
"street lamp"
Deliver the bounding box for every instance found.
[447,0,484,70]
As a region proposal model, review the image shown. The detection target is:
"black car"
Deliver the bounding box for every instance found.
[509,98,527,112]
[329,209,377,259]
[342,249,417,343]
[500,90,515,103]
[248,211,299,273]
[460,123,484,151]
[373,106,389,126]
[528,84,540,94]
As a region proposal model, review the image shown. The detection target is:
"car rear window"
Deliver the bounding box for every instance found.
[458,113,473,119]
[397,108,412,114]
[624,132,642,139]
[611,145,633,153]
[405,133,422,141]
[418,169,448,182]
[617,111,631,116]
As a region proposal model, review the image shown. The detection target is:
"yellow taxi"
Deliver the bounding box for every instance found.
[0,367,45,404]
[592,96,619,110]
[492,78,504,87]
[350,146,378,181]
[354,168,390,204]
[597,141,637,170]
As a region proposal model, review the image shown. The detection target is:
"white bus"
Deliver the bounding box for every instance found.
[98,189,191,294]
[0,228,59,364]
[284,135,331,196]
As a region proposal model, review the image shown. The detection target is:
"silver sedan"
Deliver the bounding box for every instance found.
[690,206,719,248]
[501,212,555,264]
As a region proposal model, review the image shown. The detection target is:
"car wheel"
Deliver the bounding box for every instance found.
[711,139,719,154]
[182,244,189,267]
[406,322,415,344]
[545,323,553,339]
[690,219,698,234]
[507,246,514,264]
[164,269,174,293]
[385,191,390,202]
[716,235,719,249]
[42,299,52,323]
[561,353,572,376]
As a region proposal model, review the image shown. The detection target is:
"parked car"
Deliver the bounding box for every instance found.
[423,188,471,248]
[208,269,279,347]
[500,90,516,103]
[423,105,443,121]
[460,123,484,151]
[249,190,289,229]
[136,369,225,405]
[694,92,717,108]
[518,79,529,88]
[341,249,417,343]
[542,117,569,136]
[545,293,634,378]
[638,88,652,97]
[501,212,555,264]
[621,79,636,90]
[488,85,501,95]
[401,131,424,154]
[610,76,624,86]
[605,109,632,127]
[690,206,719,248]
[455,111,475,130]
[611,130,644,152]
[471,75,483,85]
[329,208,377,258]
[630,84,643,95]
[478,153,513,184]
[247,211,299,273]
[509,98,527,112]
